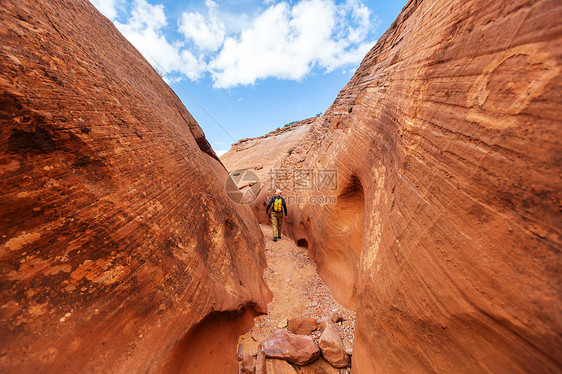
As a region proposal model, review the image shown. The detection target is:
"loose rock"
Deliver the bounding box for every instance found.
[287,317,318,335]
[260,329,320,365]
[240,353,255,373]
[237,343,244,361]
[318,318,350,368]
[266,358,298,374]
[255,351,266,374]
[330,311,344,324]
[292,357,340,374]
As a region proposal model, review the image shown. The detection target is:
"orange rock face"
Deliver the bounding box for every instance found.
[0,0,271,373]
[263,0,562,372]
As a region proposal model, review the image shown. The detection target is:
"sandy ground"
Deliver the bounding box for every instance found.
[238,225,356,356]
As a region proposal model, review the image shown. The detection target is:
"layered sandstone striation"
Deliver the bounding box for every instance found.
[225,0,562,372]
[0,0,271,373]
[284,0,562,372]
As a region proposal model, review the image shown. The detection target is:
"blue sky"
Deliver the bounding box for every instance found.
[89,0,407,155]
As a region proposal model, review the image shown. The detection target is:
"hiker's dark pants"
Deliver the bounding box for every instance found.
[271,211,284,238]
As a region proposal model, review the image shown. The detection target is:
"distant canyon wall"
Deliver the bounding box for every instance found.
[272,0,561,372]
[221,118,315,224]
[0,1,271,372]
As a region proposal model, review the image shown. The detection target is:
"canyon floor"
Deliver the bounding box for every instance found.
[238,224,356,371]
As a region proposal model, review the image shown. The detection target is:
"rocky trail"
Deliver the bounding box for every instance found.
[237,225,355,373]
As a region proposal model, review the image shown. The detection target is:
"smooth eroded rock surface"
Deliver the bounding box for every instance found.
[0,0,271,373]
[278,0,562,372]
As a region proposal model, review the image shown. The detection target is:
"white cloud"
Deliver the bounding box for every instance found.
[215,149,228,157]
[94,0,379,89]
[179,0,226,51]
[208,0,378,88]
[90,0,122,19]
[114,0,205,80]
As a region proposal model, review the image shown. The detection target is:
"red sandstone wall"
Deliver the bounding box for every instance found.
[0,1,271,372]
[277,0,562,372]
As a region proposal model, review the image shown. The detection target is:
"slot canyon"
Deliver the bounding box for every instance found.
[1,0,561,373]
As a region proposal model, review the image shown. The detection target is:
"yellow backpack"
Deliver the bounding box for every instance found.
[273,197,283,212]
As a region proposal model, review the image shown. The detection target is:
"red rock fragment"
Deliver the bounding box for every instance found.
[265,358,298,374]
[240,353,255,373]
[237,343,244,361]
[255,351,266,374]
[260,329,320,366]
[330,311,344,324]
[318,318,349,368]
[287,317,318,335]
[318,317,329,332]
[292,357,340,374]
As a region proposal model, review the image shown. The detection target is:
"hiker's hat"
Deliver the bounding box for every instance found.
[276,189,282,194]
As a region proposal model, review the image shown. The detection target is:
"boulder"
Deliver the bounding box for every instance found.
[287,317,319,335]
[265,359,298,374]
[292,357,341,374]
[255,351,266,374]
[319,317,330,332]
[260,329,320,365]
[318,318,350,368]
[240,353,256,373]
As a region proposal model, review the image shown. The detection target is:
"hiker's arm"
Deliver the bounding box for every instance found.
[266,198,273,213]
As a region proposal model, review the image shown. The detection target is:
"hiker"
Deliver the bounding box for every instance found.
[266,189,287,242]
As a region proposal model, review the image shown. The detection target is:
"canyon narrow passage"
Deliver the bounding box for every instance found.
[238,225,356,372]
